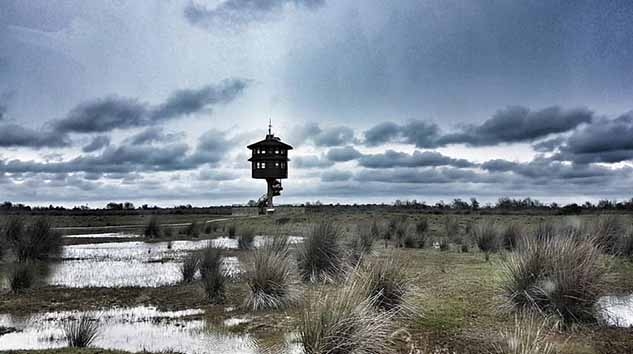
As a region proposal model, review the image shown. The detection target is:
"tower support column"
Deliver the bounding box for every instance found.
[266,178,274,208]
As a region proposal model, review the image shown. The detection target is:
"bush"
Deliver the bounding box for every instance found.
[500,235,607,325]
[238,227,256,250]
[473,221,499,261]
[494,313,553,354]
[64,314,100,348]
[297,221,342,282]
[144,216,161,239]
[502,223,523,251]
[300,277,396,354]
[184,221,200,238]
[358,258,410,311]
[8,263,35,293]
[461,243,470,253]
[244,239,295,310]
[227,224,237,238]
[5,217,62,262]
[199,246,225,303]
[180,252,200,283]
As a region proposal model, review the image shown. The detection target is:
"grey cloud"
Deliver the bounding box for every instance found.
[0,123,70,148]
[358,150,475,169]
[82,135,110,152]
[289,122,355,147]
[532,136,565,152]
[292,155,334,169]
[53,79,248,134]
[363,120,440,148]
[0,104,6,121]
[189,129,233,165]
[125,127,185,146]
[326,146,361,162]
[321,169,352,182]
[439,106,592,146]
[184,0,324,28]
[355,167,488,184]
[554,113,633,163]
[198,169,240,181]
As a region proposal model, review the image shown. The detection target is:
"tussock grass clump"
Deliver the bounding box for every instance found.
[238,227,256,250]
[297,221,342,282]
[199,246,225,303]
[8,263,35,293]
[244,237,296,310]
[358,258,410,311]
[5,217,62,262]
[533,222,556,242]
[180,252,200,283]
[144,216,161,239]
[439,238,450,251]
[591,215,626,255]
[300,278,396,354]
[621,227,633,258]
[501,235,607,325]
[444,215,459,239]
[473,221,499,261]
[494,313,553,354]
[227,223,237,238]
[502,223,524,251]
[346,224,374,264]
[64,314,100,348]
[393,218,409,248]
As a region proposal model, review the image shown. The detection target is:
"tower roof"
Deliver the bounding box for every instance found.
[246,120,293,150]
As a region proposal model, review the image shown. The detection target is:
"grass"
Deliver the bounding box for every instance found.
[473,221,499,261]
[500,234,608,325]
[183,220,200,238]
[227,223,237,238]
[357,257,410,311]
[9,262,35,293]
[502,223,523,251]
[244,237,296,310]
[238,227,255,250]
[297,221,342,282]
[4,216,62,262]
[63,314,100,348]
[493,313,553,354]
[199,246,225,303]
[345,223,374,264]
[180,252,200,283]
[300,276,397,354]
[143,216,161,239]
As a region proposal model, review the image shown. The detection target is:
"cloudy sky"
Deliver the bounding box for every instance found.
[1,0,633,207]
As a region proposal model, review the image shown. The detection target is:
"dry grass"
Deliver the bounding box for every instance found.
[63,314,100,348]
[297,221,342,282]
[493,312,553,354]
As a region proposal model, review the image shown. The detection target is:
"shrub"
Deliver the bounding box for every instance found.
[63,314,100,348]
[500,235,607,325]
[199,246,225,303]
[358,258,410,311]
[473,221,499,261]
[300,277,396,354]
[184,221,200,238]
[461,243,470,253]
[144,216,161,239]
[297,221,342,282]
[180,252,200,283]
[9,263,35,293]
[238,227,256,250]
[493,313,553,354]
[227,224,237,238]
[502,223,523,251]
[5,217,62,262]
[244,240,296,310]
[415,218,429,235]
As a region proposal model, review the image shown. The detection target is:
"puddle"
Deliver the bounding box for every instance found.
[211,236,304,249]
[0,306,257,354]
[599,295,633,327]
[63,232,140,239]
[47,240,240,287]
[224,317,252,327]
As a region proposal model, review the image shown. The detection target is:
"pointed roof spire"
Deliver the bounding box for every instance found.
[268,117,272,135]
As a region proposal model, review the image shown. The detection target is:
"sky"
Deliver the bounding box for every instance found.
[1,0,633,207]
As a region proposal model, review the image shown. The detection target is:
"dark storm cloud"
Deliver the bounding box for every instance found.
[82,135,110,152]
[125,127,185,146]
[188,129,233,165]
[358,150,475,169]
[184,0,324,28]
[325,146,361,162]
[532,137,565,152]
[554,113,633,163]
[0,103,6,121]
[438,106,592,146]
[289,122,355,147]
[363,120,440,148]
[355,167,488,184]
[0,123,69,148]
[53,79,248,134]
[321,169,352,182]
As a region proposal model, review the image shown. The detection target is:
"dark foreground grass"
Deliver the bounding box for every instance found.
[63,314,100,347]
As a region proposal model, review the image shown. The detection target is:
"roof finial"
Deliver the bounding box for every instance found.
[268,117,272,135]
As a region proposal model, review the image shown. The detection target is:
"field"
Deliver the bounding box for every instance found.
[1,208,632,354]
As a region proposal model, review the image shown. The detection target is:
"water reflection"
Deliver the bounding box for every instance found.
[63,232,141,238]
[599,295,633,327]
[0,306,256,353]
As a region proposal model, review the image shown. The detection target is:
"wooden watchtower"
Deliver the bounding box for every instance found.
[247,121,293,213]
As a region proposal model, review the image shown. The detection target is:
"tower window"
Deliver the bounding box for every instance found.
[275,162,280,167]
